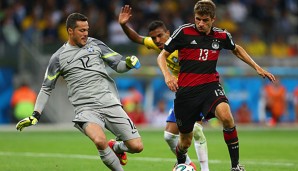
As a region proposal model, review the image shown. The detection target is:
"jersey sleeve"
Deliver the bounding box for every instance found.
[34,53,61,113]
[164,27,184,53]
[143,37,160,51]
[94,39,125,71]
[222,29,236,50]
[41,53,61,95]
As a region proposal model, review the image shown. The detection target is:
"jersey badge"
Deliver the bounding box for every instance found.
[172,57,178,63]
[212,40,220,49]
[86,46,94,53]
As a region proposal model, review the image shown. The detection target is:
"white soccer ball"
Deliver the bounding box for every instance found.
[173,163,195,171]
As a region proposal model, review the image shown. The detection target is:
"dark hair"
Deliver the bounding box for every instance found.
[194,0,216,18]
[66,13,88,30]
[148,20,167,32]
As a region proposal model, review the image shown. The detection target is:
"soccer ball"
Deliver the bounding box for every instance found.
[173,163,195,171]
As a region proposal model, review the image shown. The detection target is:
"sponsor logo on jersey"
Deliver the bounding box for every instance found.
[190,40,197,44]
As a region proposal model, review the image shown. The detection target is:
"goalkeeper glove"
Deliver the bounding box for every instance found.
[126,55,141,69]
[16,111,41,131]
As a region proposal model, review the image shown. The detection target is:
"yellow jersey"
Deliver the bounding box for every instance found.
[143,37,180,77]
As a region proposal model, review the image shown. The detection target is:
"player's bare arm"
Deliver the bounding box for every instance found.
[119,5,144,44]
[157,49,178,92]
[232,44,276,82]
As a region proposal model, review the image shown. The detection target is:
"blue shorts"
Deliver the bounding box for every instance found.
[166,103,176,123]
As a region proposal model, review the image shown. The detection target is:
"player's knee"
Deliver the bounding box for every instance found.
[126,138,144,153]
[164,131,178,142]
[193,123,206,141]
[129,142,144,153]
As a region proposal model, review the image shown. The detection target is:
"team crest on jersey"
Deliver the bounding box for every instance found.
[172,57,178,63]
[86,46,94,53]
[212,40,220,49]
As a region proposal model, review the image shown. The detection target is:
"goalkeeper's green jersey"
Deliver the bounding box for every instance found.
[35,37,130,114]
[143,37,180,78]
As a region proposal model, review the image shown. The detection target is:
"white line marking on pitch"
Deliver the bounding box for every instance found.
[0,151,295,167]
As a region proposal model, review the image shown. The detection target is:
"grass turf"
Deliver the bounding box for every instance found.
[0,126,297,171]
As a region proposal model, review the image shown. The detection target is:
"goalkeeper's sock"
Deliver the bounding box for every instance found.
[164,131,192,164]
[99,147,124,171]
[193,123,209,171]
[223,126,239,168]
[112,141,131,153]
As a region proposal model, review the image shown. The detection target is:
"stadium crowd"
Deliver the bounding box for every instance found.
[1,0,297,58]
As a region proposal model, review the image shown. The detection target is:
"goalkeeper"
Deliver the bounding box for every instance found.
[16,13,142,171]
[118,5,209,171]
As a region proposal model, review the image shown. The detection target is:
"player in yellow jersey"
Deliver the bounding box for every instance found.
[119,5,209,171]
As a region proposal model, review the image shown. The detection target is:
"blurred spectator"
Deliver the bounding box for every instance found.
[274,11,296,39]
[150,99,168,127]
[215,10,238,34]
[122,86,147,125]
[249,0,277,43]
[278,0,298,24]
[1,6,21,46]
[137,0,159,18]
[57,13,68,42]
[294,86,298,123]
[10,82,36,122]
[226,0,247,25]
[235,102,251,124]
[108,0,131,45]
[42,11,59,44]
[127,101,147,125]
[85,4,108,42]
[263,78,287,126]
[270,35,291,58]
[21,1,46,44]
[108,16,130,45]
[244,33,268,57]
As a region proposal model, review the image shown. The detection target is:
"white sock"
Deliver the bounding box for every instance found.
[99,147,124,171]
[164,131,192,164]
[193,123,209,171]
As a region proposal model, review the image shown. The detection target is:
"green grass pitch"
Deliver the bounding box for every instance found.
[1,125,297,171]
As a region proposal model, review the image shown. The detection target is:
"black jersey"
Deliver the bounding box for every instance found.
[164,24,235,98]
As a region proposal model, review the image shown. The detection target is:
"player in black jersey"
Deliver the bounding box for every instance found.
[157,1,275,171]
[118,5,209,171]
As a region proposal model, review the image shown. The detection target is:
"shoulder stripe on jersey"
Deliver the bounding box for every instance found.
[102,52,119,58]
[212,27,225,32]
[171,23,194,39]
[47,72,61,81]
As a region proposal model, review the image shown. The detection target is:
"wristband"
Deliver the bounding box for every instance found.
[32,111,41,121]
